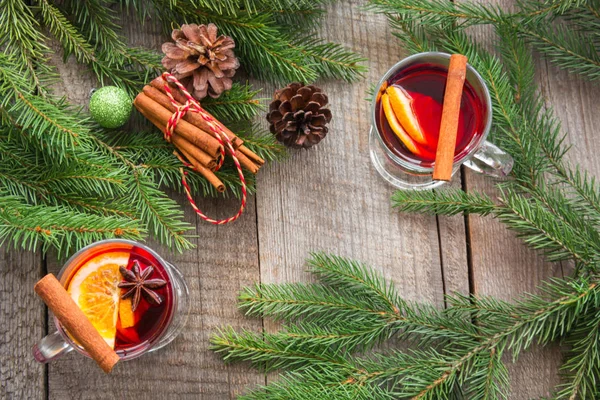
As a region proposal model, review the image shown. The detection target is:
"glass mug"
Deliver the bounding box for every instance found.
[369,52,514,190]
[33,239,190,364]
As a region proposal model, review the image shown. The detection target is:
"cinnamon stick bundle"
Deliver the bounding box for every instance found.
[134,83,264,192]
[149,78,266,167]
[135,93,223,158]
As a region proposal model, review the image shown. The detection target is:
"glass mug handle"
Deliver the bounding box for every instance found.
[462,140,514,178]
[32,330,73,363]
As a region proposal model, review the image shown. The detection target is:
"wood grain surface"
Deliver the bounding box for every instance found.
[1,0,598,398]
[0,250,45,400]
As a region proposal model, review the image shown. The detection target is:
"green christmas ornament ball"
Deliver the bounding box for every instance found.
[89,86,132,128]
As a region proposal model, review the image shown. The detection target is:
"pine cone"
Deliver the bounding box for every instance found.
[267,83,332,149]
[161,23,240,100]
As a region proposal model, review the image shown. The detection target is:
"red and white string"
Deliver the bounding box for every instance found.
[161,72,246,225]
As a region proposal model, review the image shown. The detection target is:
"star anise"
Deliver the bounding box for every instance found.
[118,261,167,312]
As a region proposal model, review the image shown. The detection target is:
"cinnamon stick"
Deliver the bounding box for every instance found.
[172,135,218,171]
[34,274,120,373]
[143,85,244,150]
[235,151,260,174]
[149,77,242,148]
[136,100,219,171]
[239,145,265,166]
[176,149,225,192]
[433,54,468,181]
[134,93,223,158]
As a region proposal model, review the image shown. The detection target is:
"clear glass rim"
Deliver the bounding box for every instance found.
[370,51,493,173]
[54,239,178,361]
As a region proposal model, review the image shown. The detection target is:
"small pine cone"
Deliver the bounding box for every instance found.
[161,23,240,100]
[267,83,332,149]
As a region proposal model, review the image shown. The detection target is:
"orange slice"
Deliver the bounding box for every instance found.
[386,86,427,145]
[376,81,388,104]
[118,298,136,329]
[382,93,422,156]
[67,252,130,348]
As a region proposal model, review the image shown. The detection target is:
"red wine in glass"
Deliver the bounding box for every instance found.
[62,244,174,355]
[375,63,486,166]
[114,246,173,351]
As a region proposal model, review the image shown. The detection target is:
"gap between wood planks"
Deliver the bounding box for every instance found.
[253,199,268,389]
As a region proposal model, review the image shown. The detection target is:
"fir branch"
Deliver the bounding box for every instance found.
[239,367,396,400]
[0,0,53,93]
[212,327,349,371]
[523,23,600,79]
[387,18,438,54]
[33,0,96,63]
[391,188,496,216]
[367,0,600,80]
[241,0,330,15]
[495,25,536,106]
[307,253,402,315]
[237,281,480,353]
[563,4,600,45]
[0,56,97,161]
[517,0,589,19]
[0,196,143,257]
[288,36,368,82]
[556,310,600,399]
[58,0,161,94]
[269,6,325,29]
[465,348,509,400]
[63,0,126,55]
[193,9,319,83]
[239,282,401,322]
[91,135,195,252]
[201,83,264,122]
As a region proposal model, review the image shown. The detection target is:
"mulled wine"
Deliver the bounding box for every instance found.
[61,242,173,355]
[375,63,486,166]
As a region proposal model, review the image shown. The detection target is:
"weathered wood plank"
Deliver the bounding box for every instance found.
[0,248,45,399]
[44,15,263,400]
[256,0,450,310]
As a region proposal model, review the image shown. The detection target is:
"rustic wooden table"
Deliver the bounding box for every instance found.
[2,0,599,398]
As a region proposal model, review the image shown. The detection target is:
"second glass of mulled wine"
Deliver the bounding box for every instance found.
[32,239,190,364]
[370,52,514,190]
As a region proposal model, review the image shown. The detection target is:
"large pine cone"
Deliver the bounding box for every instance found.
[267,83,332,149]
[161,23,240,100]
